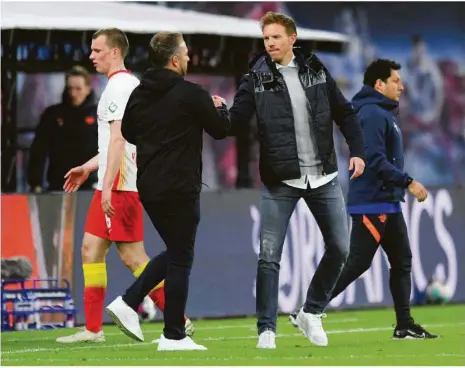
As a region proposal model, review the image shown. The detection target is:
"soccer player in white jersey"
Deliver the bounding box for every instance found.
[56,28,193,343]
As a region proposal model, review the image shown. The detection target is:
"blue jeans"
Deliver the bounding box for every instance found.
[256,177,350,334]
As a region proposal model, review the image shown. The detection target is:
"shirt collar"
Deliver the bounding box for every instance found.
[275,54,296,69]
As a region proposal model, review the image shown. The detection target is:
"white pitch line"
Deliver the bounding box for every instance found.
[1,342,140,354]
[2,322,462,355]
[2,317,359,343]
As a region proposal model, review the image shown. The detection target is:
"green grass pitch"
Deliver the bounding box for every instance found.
[2,304,464,366]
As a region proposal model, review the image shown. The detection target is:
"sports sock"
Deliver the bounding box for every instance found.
[83,263,107,333]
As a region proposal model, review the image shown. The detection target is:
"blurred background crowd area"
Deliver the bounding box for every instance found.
[11,1,465,193]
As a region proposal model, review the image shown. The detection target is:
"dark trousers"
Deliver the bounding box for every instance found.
[331,212,414,327]
[122,196,200,340]
[257,177,350,334]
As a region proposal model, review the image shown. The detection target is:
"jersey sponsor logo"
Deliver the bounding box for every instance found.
[108,102,118,113]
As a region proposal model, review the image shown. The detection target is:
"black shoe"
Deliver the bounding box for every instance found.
[393,323,439,339]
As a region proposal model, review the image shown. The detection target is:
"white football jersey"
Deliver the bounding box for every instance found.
[96,70,139,191]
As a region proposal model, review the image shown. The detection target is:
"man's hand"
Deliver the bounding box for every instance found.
[63,166,90,193]
[408,180,428,202]
[212,95,226,107]
[101,186,115,218]
[349,157,365,180]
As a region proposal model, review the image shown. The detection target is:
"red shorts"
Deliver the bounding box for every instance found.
[84,190,143,242]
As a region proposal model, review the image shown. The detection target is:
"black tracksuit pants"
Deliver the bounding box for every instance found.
[331,212,414,327]
[122,196,200,340]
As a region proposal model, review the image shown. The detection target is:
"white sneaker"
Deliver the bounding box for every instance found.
[151,319,195,343]
[56,327,105,343]
[295,308,328,346]
[106,296,144,342]
[157,334,207,351]
[256,330,276,349]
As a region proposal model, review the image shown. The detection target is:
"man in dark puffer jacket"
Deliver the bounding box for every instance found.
[214,12,365,348]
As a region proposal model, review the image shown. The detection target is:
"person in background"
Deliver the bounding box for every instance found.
[28,65,98,192]
[290,59,438,340]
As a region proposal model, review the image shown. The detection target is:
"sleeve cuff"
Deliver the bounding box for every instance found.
[350,152,366,161]
[404,175,414,188]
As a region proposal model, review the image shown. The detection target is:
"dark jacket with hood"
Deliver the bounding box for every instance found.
[121,67,230,202]
[348,85,411,214]
[28,91,98,191]
[228,49,365,185]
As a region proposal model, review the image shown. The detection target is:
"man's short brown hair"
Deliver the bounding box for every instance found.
[260,11,297,36]
[92,28,129,58]
[148,32,183,68]
[66,65,91,86]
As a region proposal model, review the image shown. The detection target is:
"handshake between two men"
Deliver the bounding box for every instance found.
[212,95,226,108]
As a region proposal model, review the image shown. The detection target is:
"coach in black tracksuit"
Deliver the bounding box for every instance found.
[116,32,229,349]
[330,59,437,339]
